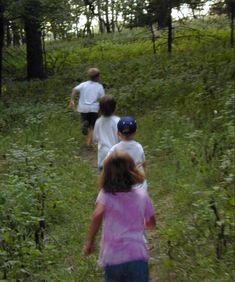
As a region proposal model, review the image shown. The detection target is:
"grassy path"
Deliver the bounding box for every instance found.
[2,94,233,281]
[36,106,166,281]
[41,104,178,282]
[1,27,234,281]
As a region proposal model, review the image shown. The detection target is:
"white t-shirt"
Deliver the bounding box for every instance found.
[74,80,105,113]
[109,140,145,167]
[108,140,147,190]
[93,115,120,168]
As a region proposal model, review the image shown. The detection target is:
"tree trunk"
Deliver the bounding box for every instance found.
[83,5,92,36]
[42,29,47,76]
[0,1,4,98]
[130,14,133,30]
[150,24,157,55]
[6,21,12,47]
[105,0,111,33]
[111,0,115,32]
[97,0,105,33]
[12,22,21,46]
[24,3,44,79]
[230,2,234,48]
[20,26,26,44]
[167,2,172,54]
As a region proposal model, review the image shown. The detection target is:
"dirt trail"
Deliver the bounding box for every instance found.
[76,145,97,168]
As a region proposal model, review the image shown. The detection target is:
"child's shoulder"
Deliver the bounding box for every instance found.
[129,139,143,147]
[111,115,120,123]
[134,140,144,147]
[95,116,103,124]
[131,140,144,153]
[100,115,120,124]
[93,81,104,88]
[80,80,89,85]
[132,186,150,199]
[75,81,87,88]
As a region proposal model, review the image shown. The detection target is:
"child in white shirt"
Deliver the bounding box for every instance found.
[108,116,147,189]
[69,68,105,147]
[93,96,120,171]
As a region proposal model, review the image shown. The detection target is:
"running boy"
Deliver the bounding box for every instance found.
[69,68,105,147]
[93,96,120,171]
[84,151,156,282]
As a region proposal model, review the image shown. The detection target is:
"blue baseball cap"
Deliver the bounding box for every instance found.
[117,116,137,135]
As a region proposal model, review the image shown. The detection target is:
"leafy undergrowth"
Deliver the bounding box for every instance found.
[0,21,235,281]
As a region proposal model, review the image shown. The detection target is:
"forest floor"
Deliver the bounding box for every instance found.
[1,23,234,282]
[45,121,164,281]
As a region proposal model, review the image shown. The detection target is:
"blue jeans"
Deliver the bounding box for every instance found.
[104,260,149,282]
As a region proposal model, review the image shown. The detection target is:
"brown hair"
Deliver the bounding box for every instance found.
[99,96,116,117]
[99,151,145,193]
[87,68,100,80]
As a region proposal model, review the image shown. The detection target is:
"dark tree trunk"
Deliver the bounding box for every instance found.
[42,29,47,76]
[12,22,21,46]
[105,0,111,33]
[97,0,105,33]
[167,2,172,54]
[20,27,26,44]
[84,5,92,36]
[150,24,157,55]
[6,21,12,47]
[111,0,115,32]
[129,14,133,30]
[24,2,44,79]
[0,1,4,98]
[230,2,234,48]
[53,32,57,40]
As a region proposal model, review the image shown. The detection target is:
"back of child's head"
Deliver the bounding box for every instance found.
[100,151,144,193]
[87,68,100,80]
[117,116,137,136]
[99,95,116,117]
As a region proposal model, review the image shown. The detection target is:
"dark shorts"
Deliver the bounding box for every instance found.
[80,112,98,128]
[104,260,149,282]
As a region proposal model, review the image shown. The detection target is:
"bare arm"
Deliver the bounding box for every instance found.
[83,203,105,256]
[69,88,77,109]
[145,215,156,230]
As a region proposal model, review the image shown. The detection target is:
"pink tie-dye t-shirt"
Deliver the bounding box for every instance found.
[96,188,155,267]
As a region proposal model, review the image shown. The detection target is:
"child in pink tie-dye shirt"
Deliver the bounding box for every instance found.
[84,151,156,282]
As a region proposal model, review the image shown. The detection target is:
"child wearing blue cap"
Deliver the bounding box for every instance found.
[109,116,145,168]
[108,116,147,190]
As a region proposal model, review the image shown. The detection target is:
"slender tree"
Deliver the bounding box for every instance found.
[97,0,105,33]
[6,21,12,47]
[24,0,44,79]
[228,0,235,47]
[0,0,4,98]
[12,21,20,46]
[211,0,235,48]
[167,0,173,53]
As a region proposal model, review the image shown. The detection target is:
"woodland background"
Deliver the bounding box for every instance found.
[0,0,234,281]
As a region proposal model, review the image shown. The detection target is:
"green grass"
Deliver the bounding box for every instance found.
[1,20,235,281]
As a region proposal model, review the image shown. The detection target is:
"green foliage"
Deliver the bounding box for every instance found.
[1,21,235,281]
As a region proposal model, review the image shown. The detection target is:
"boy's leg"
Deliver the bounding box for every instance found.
[86,128,93,147]
[86,112,98,147]
[80,113,89,135]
